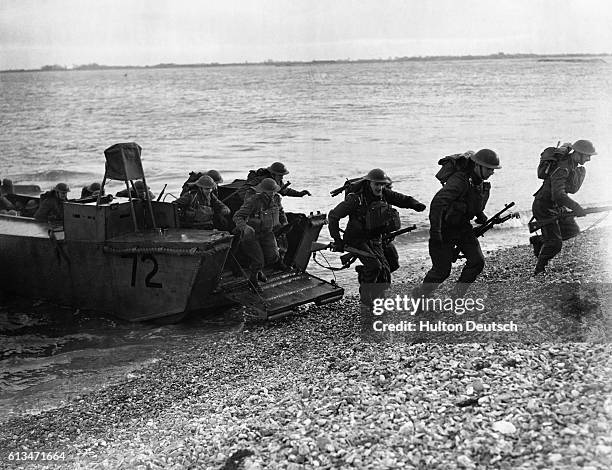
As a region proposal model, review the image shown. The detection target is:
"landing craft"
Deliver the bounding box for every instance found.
[0,143,343,322]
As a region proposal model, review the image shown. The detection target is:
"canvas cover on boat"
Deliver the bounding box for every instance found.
[104,143,145,181]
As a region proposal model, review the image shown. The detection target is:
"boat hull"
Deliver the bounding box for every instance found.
[0,216,232,321]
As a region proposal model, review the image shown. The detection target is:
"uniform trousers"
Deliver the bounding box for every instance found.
[532,198,580,269]
[422,227,485,291]
[240,230,280,273]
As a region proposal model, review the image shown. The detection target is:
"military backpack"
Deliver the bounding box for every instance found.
[435,151,474,185]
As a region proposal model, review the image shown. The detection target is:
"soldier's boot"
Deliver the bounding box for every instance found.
[271,259,291,272]
[532,261,547,276]
[529,235,543,258]
[248,271,263,293]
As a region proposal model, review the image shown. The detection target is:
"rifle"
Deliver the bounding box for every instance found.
[156,184,168,202]
[310,225,418,269]
[383,224,417,242]
[473,202,519,238]
[452,202,519,261]
[528,205,612,233]
[330,177,363,197]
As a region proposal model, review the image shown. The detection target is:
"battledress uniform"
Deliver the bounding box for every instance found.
[328,183,424,304]
[174,189,230,230]
[34,191,65,222]
[241,168,310,201]
[423,168,490,289]
[233,191,288,277]
[531,155,584,272]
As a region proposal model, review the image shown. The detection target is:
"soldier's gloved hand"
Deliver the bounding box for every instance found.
[572,205,587,217]
[299,190,311,197]
[414,203,426,212]
[475,213,488,224]
[430,230,443,244]
[331,239,345,252]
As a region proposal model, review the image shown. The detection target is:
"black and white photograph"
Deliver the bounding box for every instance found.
[1,0,611,468]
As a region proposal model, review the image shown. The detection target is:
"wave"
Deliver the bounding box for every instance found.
[9,170,98,186]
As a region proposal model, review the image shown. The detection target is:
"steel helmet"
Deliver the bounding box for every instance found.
[364,168,392,184]
[471,149,501,169]
[134,181,149,191]
[193,175,216,189]
[206,169,223,183]
[267,162,289,175]
[87,182,101,192]
[54,183,70,192]
[572,139,597,156]
[255,177,281,193]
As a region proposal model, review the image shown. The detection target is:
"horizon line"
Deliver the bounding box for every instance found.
[2,51,610,74]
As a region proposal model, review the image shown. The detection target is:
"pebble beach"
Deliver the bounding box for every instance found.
[1,226,611,470]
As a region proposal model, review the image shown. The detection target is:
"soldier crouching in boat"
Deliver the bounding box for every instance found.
[413,149,500,299]
[328,168,426,306]
[530,139,597,275]
[34,183,70,223]
[115,180,155,200]
[80,182,103,199]
[232,177,289,292]
[173,175,231,230]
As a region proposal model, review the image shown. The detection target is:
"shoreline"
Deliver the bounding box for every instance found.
[1,227,611,469]
[3,52,609,74]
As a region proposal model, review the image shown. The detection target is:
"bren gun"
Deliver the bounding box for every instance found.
[528,205,612,233]
[311,224,418,270]
[452,202,520,261]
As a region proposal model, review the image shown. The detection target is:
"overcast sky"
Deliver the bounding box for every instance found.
[1,0,611,70]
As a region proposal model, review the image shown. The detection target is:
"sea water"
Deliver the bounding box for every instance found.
[1,58,611,249]
[1,58,612,417]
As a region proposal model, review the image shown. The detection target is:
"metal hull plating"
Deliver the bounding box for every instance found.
[0,215,232,321]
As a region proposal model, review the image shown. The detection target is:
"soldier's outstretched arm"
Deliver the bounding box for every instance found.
[384,188,426,211]
[280,186,305,197]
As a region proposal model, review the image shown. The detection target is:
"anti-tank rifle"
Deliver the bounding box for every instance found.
[528,205,612,233]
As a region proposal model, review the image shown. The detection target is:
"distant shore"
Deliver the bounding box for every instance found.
[1,52,610,74]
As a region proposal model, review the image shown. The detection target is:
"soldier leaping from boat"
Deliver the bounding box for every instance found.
[240,162,311,202]
[328,168,426,306]
[233,177,290,291]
